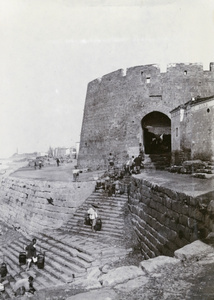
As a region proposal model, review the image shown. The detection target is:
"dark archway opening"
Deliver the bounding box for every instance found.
[141,111,171,154]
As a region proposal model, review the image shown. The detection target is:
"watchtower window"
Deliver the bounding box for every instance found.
[184,70,187,75]
[141,71,144,82]
[176,127,178,137]
[146,76,150,83]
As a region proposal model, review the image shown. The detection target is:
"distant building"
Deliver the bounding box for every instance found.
[38,152,48,157]
[52,147,77,158]
[54,147,68,158]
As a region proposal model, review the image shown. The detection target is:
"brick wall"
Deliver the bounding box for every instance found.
[128,176,214,259]
[0,177,95,234]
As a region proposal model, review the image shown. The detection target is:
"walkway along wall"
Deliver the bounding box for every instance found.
[0,177,95,234]
[128,175,214,259]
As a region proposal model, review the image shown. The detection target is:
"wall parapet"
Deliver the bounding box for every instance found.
[87,62,214,88]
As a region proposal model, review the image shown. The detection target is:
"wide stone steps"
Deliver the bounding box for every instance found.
[0,187,131,298]
[1,232,96,298]
[60,191,128,239]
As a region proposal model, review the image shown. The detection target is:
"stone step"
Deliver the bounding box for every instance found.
[89,196,128,202]
[30,263,62,285]
[45,258,76,281]
[40,233,95,257]
[2,249,22,275]
[3,245,63,289]
[70,216,125,224]
[47,254,86,274]
[0,185,133,294]
[72,212,124,220]
[86,194,127,201]
[70,222,124,232]
[67,222,125,233]
[74,201,126,210]
[2,235,92,289]
[46,246,91,269]
[77,201,126,209]
[66,219,125,229]
[68,228,124,239]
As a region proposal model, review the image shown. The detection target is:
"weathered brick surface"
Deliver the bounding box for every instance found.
[0,177,95,233]
[128,176,214,258]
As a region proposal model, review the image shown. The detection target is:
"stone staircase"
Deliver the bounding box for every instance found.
[143,153,171,170]
[60,191,128,239]
[0,189,134,299]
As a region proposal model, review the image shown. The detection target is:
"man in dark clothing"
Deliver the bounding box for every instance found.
[26,238,37,270]
[0,263,8,283]
[56,158,60,166]
[134,155,142,174]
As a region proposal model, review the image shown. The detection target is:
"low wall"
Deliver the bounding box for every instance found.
[0,176,95,234]
[128,176,214,259]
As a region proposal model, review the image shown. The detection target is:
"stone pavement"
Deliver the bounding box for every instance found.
[135,169,214,197]
[65,240,214,300]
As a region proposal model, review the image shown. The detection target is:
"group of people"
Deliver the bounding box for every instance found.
[108,152,144,176]
[125,155,143,175]
[95,178,121,196]
[0,238,37,296]
[34,160,43,169]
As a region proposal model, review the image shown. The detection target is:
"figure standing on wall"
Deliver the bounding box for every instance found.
[108,153,115,169]
[56,158,60,167]
[139,143,144,158]
[72,166,80,182]
[38,161,42,169]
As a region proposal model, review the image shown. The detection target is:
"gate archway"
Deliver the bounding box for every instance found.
[141,111,171,154]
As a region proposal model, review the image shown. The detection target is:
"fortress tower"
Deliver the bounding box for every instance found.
[78,63,214,170]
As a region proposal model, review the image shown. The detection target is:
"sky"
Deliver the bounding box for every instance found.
[0,0,214,158]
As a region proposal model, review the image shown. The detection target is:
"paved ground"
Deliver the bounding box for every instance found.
[10,162,214,198]
[134,169,214,198]
[10,161,104,183]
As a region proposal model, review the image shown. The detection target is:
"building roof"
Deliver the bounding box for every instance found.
[170,95,214,113]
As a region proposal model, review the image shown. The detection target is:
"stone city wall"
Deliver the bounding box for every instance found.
[0,177,95,234]
[128,176,214,259]
[78,63,214,170]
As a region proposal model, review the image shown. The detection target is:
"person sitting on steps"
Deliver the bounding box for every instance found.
[25,238,37,271]
[87,205,98,232]
[0,263,8,283]
[13,276,36,297]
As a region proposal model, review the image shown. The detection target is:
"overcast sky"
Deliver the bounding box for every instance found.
[0,0,214,158]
